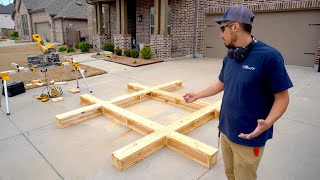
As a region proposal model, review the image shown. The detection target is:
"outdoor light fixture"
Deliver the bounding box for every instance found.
[137,14,143,22]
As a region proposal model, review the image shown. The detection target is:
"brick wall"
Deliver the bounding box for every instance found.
[151,34,172,59]
[171,0,195,57]
[136,0,152,44]
[194,0,320,56]
[53,19,63,43]
[114,34,132,50]
[14,1,32,40]
[316,41,320,65]
[170,0,320,58]
[31,11,53,42]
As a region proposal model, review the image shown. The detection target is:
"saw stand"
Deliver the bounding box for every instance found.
[0,57,93,115]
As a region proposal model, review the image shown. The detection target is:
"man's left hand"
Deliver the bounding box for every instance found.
[238,119,270,140]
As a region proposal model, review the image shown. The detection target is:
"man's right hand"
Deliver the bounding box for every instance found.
[183,93,198,103]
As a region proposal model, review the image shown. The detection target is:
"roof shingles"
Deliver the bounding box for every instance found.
[23,0,87,19]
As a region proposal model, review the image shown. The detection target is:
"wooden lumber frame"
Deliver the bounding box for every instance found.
[56,80,221,171]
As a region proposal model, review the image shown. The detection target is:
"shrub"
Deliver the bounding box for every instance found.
[133,60,137,64]
[130,49,139,58]
[96,52,101,55]
[67,47,76,53]
[124,49,131,57]
[75,42,80,49]
[115,47,122,56]
[141,47,152,59]
[10,31,19,38]
[102,42,114,52]
[79,42,91,52]
[58,47,67,52]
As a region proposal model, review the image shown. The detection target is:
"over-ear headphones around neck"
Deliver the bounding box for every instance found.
[227,36,257,62]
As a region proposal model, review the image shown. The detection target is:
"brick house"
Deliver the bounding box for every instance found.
[87,0,320,67]
[12,0,88,43]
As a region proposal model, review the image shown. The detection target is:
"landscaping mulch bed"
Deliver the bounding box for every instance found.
[92,55,163,67]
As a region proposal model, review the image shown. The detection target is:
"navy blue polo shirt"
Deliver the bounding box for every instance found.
[218,41,293,147]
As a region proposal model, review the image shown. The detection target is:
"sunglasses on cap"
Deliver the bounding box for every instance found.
[220,23,234,32]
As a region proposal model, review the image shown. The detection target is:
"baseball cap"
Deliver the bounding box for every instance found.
[213,6,254,25]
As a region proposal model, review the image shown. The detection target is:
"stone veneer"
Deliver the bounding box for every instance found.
[150,34,171,59]
[114,34,132,50]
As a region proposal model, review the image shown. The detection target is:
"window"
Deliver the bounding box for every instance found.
[21,14,29,35]
[150,7,155,34]
[150,4,171,35]
[96,3,111,37]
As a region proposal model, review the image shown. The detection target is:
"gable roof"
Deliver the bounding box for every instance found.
[22,0,87,20]
[0,3,14,14]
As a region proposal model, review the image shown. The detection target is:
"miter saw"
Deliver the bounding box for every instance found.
[27,34,61,68]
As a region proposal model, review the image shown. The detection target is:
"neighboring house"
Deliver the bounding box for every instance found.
[0,3,15,38]
[87,0,320,67]
[12,0,88,43]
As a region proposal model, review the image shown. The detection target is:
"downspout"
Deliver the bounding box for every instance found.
[192,0,198,58]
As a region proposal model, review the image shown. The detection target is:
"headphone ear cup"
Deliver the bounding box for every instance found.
[227,48,235,59]
[233,48,246,62]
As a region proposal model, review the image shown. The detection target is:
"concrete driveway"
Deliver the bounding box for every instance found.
[0,58,319,180]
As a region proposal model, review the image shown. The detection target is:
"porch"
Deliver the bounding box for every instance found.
[88,0,172,59]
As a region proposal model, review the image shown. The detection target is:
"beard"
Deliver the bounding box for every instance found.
[224,33,237,49]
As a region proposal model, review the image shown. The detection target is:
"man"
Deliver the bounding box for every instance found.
[183,6,293,180]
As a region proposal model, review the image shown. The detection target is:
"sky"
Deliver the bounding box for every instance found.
[0,0,12,6]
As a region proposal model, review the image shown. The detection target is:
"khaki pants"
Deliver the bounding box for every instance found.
[220,132,265,180]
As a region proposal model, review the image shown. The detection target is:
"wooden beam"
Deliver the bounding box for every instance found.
[113,133,167,171]
[127,83,212,111]
[56,104,102,128]
[111,101,220,170]
[101,102,163,135]
[56,80,221,170]
[57,80,183,128]
[167,132,218,168]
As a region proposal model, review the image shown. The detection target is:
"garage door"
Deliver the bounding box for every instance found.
[204,10,320,67]
[35,22,51,42]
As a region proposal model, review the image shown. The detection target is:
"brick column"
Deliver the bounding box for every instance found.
[114,34,132,50]
[315,41,320,71]
[154,0,160,35]
[150,34,171,59]
[120,0,128,34]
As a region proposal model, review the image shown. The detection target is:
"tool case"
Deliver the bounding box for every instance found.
[2,81,25,97]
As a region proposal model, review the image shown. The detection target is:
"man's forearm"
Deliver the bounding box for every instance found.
[265,90,290,128]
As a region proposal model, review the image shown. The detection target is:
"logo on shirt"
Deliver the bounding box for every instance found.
[242,65,255,70]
